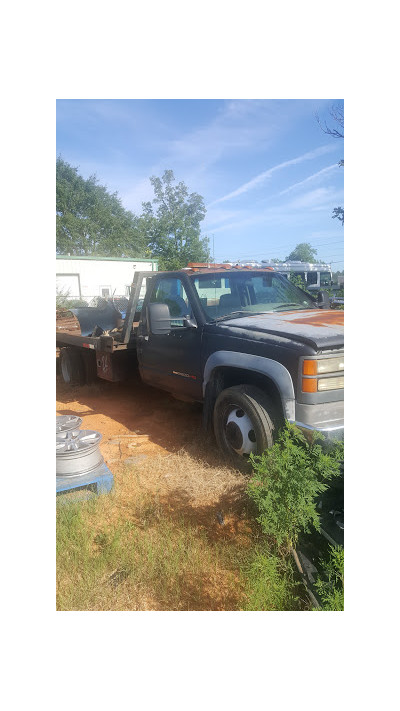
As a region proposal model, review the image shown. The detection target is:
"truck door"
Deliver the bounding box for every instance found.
[137,275,203,401]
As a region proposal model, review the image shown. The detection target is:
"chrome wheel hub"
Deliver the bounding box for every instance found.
[225,407,257,455]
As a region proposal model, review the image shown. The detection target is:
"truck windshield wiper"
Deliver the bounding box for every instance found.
[212,310,264,323]
[271,303,305,312]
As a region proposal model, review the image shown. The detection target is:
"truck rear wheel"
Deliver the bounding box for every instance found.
[59,348,86,385]
[81,349,98,384]
[213,385,275,464]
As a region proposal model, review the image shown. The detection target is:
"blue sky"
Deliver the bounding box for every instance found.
[56,99,344,270]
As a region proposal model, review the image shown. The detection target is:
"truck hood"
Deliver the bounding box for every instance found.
[217,309,344,349]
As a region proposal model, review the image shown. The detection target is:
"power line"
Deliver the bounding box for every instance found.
[255,238,343,253]
[221,234,344,250]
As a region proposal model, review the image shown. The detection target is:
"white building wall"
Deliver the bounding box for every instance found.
[56,257,157,300]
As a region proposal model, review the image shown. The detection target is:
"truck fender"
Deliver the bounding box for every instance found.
[202,351,295,421]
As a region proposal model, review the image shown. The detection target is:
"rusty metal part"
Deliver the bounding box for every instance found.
[56,310,81,334]
[219,310,343,349]
[283,310,344,327]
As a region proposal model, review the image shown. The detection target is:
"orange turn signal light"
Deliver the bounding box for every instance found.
[302,377,317,393]
[303,360,317,376]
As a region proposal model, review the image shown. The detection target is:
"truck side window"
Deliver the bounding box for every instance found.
[320,271,331,287]
[150,277,194,328]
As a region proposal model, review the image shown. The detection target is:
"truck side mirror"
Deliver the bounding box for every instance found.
[147,302,171,334]
[317,290,331,309]
[183,316,197,329]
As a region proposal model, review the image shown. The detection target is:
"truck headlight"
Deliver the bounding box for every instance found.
[303,357,344,375]
[317,376,344,391]
[302,356,344,392]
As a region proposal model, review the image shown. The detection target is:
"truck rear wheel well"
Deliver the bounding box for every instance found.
[203,366,285,432]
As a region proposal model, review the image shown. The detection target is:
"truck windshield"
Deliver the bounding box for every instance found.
[192,272,316,321]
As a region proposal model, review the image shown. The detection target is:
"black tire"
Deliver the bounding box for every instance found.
[59,348,86,385]
[213,385,276,464]
[81,349,98,384]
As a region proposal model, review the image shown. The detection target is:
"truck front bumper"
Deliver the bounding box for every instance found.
[292,401,344,441]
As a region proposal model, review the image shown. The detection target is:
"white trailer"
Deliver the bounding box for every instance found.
[261,260,332,291]
[56,255,158,303]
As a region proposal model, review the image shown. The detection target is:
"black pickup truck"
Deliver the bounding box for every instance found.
[56,265,344,463]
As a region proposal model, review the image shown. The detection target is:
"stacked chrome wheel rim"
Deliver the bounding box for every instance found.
[56,417,104,477]
[56,415,82,435]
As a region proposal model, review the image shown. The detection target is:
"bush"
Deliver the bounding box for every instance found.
[56,287,87,309]
[247,423,344,551]
[314,545,344,611]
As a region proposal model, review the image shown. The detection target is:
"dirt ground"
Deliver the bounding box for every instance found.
[56,369,254,539]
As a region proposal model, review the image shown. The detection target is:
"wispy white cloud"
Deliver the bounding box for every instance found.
[110,100,293,211]
[276,164,339,197]
[203,206,245,228]
[285,187,342,210]
[208,145,337,206]
[205,185,343,235]
[162,100,294,175]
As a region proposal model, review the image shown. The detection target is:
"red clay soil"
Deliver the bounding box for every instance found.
[56,370,251,538]
[56,374,203,464]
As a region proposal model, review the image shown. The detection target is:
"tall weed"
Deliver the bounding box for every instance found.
[314,545,344,611]
[241,548,302,611]
[247,423,344,550]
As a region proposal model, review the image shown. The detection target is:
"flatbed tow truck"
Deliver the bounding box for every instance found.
[56,263,344,464]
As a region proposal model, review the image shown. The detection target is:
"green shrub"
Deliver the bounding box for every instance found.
[247,423,344,551]
[314,545,344,611]
[56,287,87,309]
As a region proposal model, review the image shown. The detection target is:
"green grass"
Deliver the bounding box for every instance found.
[56,426,344,611]
[241,549,302,611]
[56,492,304,611]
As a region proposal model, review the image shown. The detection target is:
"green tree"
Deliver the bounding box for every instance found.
[316,103,344,225]
[286,242,318,262]
[332,270,344,284]
[289,272,308,291]
[56,157,146,257]
[332,206,344,225]
[141,170,210,270]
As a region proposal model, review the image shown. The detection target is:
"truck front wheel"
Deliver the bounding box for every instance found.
[213,385,275,463]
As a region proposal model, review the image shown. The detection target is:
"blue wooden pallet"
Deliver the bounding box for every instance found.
[56,461,114,503]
